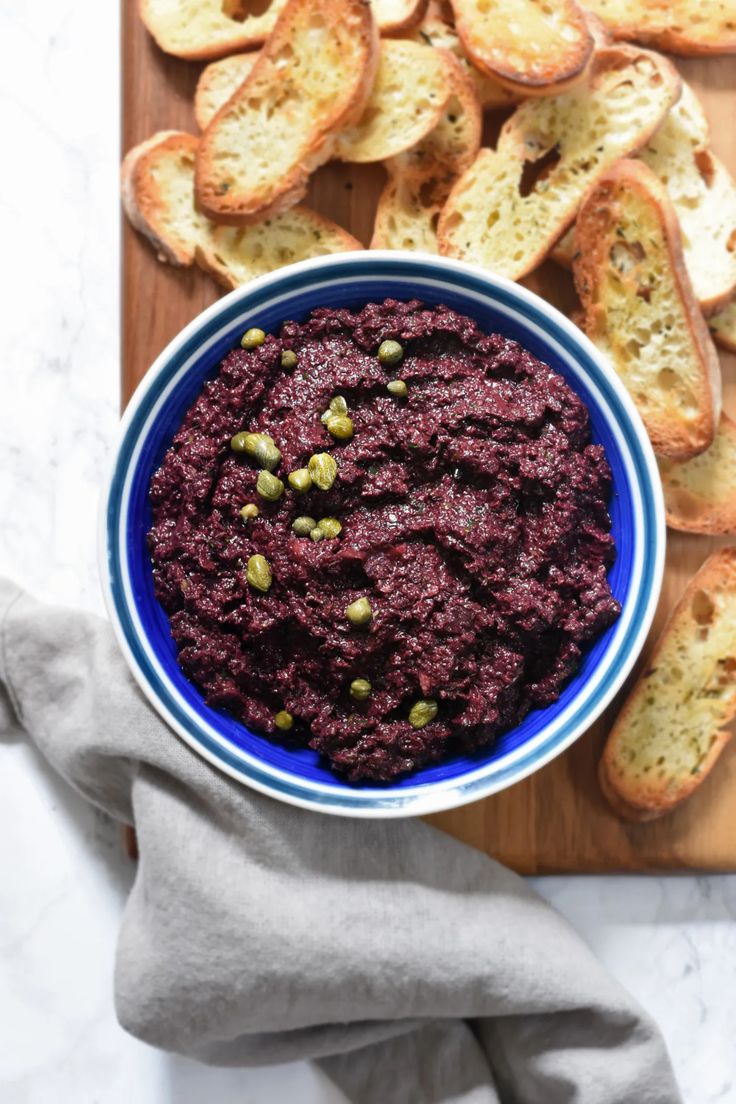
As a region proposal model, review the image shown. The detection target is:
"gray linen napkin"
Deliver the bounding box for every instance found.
[0,579,682,1104]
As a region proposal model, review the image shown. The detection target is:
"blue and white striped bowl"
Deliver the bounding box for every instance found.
[101,252,664,817]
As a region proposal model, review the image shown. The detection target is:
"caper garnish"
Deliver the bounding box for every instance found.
[230,431,253,452]
[350,678,372,702]
[326,415,354,441]
[308,452,338,490]
[345,597,372,626]
[274,710,294,731]
[256,470,284,501]
[387,379,408,398]
[240,503,259,521]
[246,554,272,592]
[288,468,313,493]
[254,438,282,472]
[241,327,266,350]
[309,526,325,542]
[292,515,318,536]
[318,517,342,539]
[281,349,298,369]
[321,395,349,424]
[378,339,403,366]
[408,699,438,729]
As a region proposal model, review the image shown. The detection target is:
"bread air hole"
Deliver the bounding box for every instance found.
[610,240,645,275]
[691,588,715,626]
[518,145,561,198]
[695,150,716,188]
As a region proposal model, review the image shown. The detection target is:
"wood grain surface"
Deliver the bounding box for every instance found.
[122,0,736,873]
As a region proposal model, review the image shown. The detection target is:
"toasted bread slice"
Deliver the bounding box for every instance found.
[194,53,259,131]
[195,212,361,289]
[141,0,425,60]
[122,131,359,287]
[553,85,736,312]
[121,131,212,265]
[372,0,429,33]
[574,159,721,459]
[139,0,286,61]
[335,40,451,163]
[438,46,680,281]
[639,84,736,314]
[710,299,736,353]
[449,0,593,94]
[404,14,521,109]
[196,0,379,224]
[658,414,736,534]
[371,53,481,250]
[601,548,736,821]
[582,0,736,56]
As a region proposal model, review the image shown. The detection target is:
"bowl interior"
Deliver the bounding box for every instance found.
[105,255,662,813]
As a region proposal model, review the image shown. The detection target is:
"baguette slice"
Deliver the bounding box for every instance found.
[710,299,736,353]
[553,84,736,312]
[194,53,258,131]
[601,548,736,821]
[139,0,287,61]
[196,0,379,224]
[334,40,452,163]
[449,0,593,94]
[371,53,482,251]
[196,41,451,163]
[404,14,521,109]
[574,159,720,460]
[121,132,211,265]
[658,414,736,534]
[438,46,680,281]
[141,0,425,60]
[122,131,359,288]
[196,214,361,289]
[582,0,736,56]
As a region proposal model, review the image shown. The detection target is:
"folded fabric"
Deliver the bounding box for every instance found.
[0,579,682,1104]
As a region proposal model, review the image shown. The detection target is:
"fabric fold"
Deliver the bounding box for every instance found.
[0,580,682,1104]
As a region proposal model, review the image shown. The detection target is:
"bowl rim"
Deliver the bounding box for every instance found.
[100,250,665,818]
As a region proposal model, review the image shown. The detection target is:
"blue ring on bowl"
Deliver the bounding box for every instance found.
[101,252,664,817]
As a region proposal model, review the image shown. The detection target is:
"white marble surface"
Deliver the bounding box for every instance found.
[0,3,735,1101]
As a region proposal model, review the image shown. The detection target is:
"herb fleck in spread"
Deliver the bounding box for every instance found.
[148,299,620,782]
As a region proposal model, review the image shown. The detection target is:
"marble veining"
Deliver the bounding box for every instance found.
[0,2,734,1101]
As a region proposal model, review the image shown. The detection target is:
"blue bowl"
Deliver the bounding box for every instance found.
[101,252,664,817]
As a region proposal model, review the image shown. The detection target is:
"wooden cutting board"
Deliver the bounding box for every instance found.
[122,0,736,873]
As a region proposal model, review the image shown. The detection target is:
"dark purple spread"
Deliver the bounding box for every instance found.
[148,299,620,781]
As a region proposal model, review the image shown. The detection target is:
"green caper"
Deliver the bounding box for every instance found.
[378,339,403,366]
[345,596,372,626]
[309,526,325,542]
[246,554,272,592]
[408,699,438,729]
[254,438,282,472]
[288,468,313,493]
[387,379,408,398]
[349,678,372,702]
[274,710,294,731]
[281,349,298,369]
[308,452,338,490]
[230,431,253,452]
[318,517,342,539]
[326,415,354,441]
[292,515,318,536]
[256,470,284,501]
[321,396,348,424]
[241,327,266,350]
[240,503,259,521]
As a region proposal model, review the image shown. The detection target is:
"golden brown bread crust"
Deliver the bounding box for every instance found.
[121,131,200,266]
[449,0,594,94]
[138,0,285,61]
[573,158,721,459]
[377,0,431,33]
[600,548,736,820]
[195,0,379,225]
